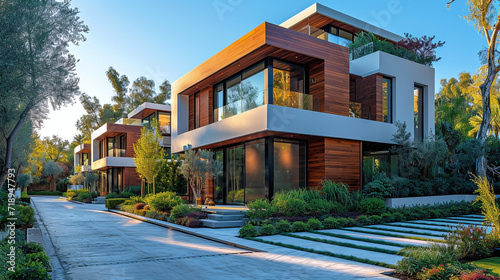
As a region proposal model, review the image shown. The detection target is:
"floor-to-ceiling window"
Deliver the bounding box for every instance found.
[227,145,245,204]
[273,59,310,110]
[273,139,306,193]
[214,149,224,204]
[382,77,392,123]
[244,139,266,202]
[414,85,424,140]
[158,112,171,134]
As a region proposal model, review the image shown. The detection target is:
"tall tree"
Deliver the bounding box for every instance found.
[106,67,130,114]
[157,80,172,104]
[0,0,88,187]
[42,160,64,192]
[129,77,156,109]
[76,93,120,141]
[448,0,500,176]
[41,136,70,163]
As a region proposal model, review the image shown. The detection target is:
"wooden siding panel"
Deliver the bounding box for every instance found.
[324,138,361,191]
[189,94,194,131]
[125,130,141,158]
[123,167,141,189]
[354,74,383,121]
[199,87,210,127]
[307,138,325,189]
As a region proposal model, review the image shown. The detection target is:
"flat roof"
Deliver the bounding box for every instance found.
[280,3,404,42]
[128,102,171,119]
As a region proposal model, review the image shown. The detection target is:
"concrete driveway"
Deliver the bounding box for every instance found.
[32,196,393,280]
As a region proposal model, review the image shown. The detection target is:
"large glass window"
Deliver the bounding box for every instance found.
[242,62,265,112]
[414,85,424,140]
[213,149,224,204]
[158,112,171,134]
[227,145,245,204]
[273,139,306,193]
[142,112,157,128]
[273,60,310,110]
[382,77,392,123]
[245,139,266,202]
[322,25,356,47]
[214,84,224,122]
[107,137,115,157]
[225,76,242,118]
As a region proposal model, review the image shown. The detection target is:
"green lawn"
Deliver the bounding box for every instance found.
[473,257,500,275]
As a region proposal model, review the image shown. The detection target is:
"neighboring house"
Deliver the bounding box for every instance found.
[72,102,172,195]
[171,3,435,205]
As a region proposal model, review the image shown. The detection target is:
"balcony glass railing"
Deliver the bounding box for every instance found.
[107,148,126,157]
[115,118,142,126]
[274,90,313,111]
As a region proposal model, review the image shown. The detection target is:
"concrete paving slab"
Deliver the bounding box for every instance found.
[365,224,447,236]
[317,229,430,247]
[430,218,484,225]
[343,227,445,240]
[290,231,405,251]
[258,235,404,266]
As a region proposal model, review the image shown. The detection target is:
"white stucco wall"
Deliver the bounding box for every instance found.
[350,51,435,140]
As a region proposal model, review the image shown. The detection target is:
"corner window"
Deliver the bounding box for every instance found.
[382,77,392,123]
[414,85,424,140]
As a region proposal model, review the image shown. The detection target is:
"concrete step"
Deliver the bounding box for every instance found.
[207,214,245,221]
[92,197,106,204]
[203,209,246,215]
[202,219,245,228]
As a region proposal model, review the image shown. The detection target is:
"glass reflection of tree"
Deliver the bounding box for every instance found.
[227,146,244,203]
[242,81,261,112]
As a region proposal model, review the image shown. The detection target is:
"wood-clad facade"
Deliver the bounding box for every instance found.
[173,19,398,203]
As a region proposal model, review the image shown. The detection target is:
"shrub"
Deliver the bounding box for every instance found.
[20,191,30,204]
[357,197,386,215]
[275,220,292,233]
[146,192,184,213]
[186,218,202,228]
[284,199,307,217]
[105,193,117,199]
[123,185,141,195]
[307,218,323,230]
[323,217,339,229]
[393,212,406,222]
[381,213,395,223]
[362,177,394,199]
[291,221,309,232]
[247,199,275,220]
[122,196,144,205]
[446,224,497,260]
[145,211,162,219]
[121,204,134,213]
[355,215,370,226]
[170,204,198,220]
[15,205,35,228]
[259,224,276,236]
[76,191,92,202]
[320,180,353,208]
[370,215,382,225]
[105,198,128,209]
[66,190,77,199]
[239,224,259,237]
[307,199,335,214]
[337,217,356,227]
[19,242,44,255]
[134,203,145,210]
[7,263,51,280]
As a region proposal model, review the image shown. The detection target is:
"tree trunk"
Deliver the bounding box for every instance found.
[476,69,494,177]
[0,105,31,189]
[141,179,144,198]
[153,176,155,195]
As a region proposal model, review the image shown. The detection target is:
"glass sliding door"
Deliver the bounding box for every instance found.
[273,139,306,193]
[227,145,244,204]
[213,149,224,204]
[244,139,266,202]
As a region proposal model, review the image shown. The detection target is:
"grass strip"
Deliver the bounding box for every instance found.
[404,220,466,228]
[245,236,397,269]
[310,230,415,248]
[340,228,444,242]
[282,232,400,255]
[375,223,452,233]
[365,225,447,237]
[439,217,487,223]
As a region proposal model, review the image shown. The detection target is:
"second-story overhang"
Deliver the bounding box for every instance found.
[172,21,349,96]
[91,157,136,171]
[172,104,398,153]
[91,123,142,142]
[128,102,171,120]
[74,143,91,155]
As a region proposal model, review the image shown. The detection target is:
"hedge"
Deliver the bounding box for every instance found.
[105,198,128,209]
[20,191,31,204]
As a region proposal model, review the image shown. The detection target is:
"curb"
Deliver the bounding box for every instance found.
[108,209,264,253]
[31,199,69,280]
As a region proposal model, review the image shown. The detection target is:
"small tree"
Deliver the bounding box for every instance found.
[17,174,32,192]
[85,172,98,192]
[473,175,500,239]
[42,161,64,192]
[68,173,86,187]
[179,149,222,202]
[133,120,166,197]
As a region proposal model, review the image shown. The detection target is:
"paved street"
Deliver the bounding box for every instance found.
[32,196,393,280]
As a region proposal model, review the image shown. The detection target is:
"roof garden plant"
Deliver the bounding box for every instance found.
[349,31,444,66]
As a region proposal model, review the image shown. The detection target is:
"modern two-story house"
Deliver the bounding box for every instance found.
[171,3,435,205]
[75,102,172,194]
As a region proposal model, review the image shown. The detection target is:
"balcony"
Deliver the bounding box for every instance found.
[115,118,142,126]
[81,165,91,172]
[107,148,126,157]
[92,157,136,170]
[274,90,313,111]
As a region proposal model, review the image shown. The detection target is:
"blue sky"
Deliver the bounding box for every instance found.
[39,0,485,141]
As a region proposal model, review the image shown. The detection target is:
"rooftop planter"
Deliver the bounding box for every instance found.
[349,32,443,66]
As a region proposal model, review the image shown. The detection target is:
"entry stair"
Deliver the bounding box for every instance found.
[201,209,247,228]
